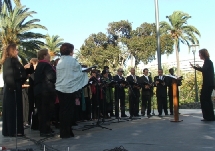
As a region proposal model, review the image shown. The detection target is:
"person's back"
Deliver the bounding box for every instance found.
[34,61,56,96]
[202,59,214,87]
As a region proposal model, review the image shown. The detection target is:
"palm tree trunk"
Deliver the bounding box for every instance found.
[175,44,180,76]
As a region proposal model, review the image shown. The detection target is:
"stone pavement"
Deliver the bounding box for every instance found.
[1,109,215,151]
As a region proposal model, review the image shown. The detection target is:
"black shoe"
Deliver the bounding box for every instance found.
[121,114,128,117]
[40,133,54,137]
[170,113,173,115]
[158,114,162,116]
[72,122,78,126]
[147,114,152,117]
[16,134,25,137]
[165,113,168,115]
[201,119,215,121]
[110,113,115,117]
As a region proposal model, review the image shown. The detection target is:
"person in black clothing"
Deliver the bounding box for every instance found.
[103,66,114,116]
[113,68,128,118]
[34,49,56,137]
[190,48,215,121]
[139,68,153,117]
[167,68,182,115]
[2,43,34,137]
[28,58,39,130]
[154,69,168,116]
[126,68,140,117]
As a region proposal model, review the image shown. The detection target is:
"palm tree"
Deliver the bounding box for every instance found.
[43,34,64,57]
[0,0,21,12]
[0,4,47,57]
[160,11,201,76]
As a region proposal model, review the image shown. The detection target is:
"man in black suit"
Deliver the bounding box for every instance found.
[154,69,168,116]
[113,68,127,118]
[167,68,182,115]
[139,68,153,116]
[126,68,140,117]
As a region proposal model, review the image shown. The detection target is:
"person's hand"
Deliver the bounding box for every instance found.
[145,85,149,89]
[156,81,159,84]
[162,82,165,86]
[24,63,31,69]
[189,62,194,68]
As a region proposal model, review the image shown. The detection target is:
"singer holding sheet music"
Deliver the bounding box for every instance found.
[55,43,88,138]
[154,69,168,116]
[139,68,153,117]
[126,68,140,117]
[113,68,128,118]
[190,49,215,121]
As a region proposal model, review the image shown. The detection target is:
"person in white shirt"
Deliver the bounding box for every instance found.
[55,43,88,138]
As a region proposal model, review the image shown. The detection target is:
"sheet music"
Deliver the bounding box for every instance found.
[82,65,97,72]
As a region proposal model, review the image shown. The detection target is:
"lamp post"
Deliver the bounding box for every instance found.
[154,0,161,69]
[190,44,199,102]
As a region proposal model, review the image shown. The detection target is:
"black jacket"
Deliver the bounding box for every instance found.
[154,75,168,97]
[194,58,215,87]
[34,62,56,96]
[3,57,33,90]
[126,75,140,97]
[113,75,125,99]
[139,75,153,96]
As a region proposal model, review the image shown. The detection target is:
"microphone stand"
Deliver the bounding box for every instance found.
[111,80,130,123]
[126,81,141,120]
[100,81,115,124]
[82,78,112,131]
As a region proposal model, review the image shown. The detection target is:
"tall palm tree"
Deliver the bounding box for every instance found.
[0,4,47,57]
[160,11,201,76]
[43,34,64,57]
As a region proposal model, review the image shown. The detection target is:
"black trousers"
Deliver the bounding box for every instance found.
[91,94,98,119]
[141,95,151,115]
[57,91,76,138]
[84,97,91,120]
[35,92,55,134]
[200,86,215,120]
[129,92,139,116]
[157,96,168,115]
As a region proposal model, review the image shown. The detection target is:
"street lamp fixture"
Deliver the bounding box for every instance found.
[190,44,199,102]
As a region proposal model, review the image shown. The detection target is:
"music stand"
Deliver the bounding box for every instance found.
[99,80,117,124]
[82,77,112,131]
[111,79,130,123]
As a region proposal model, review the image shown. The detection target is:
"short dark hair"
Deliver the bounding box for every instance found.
[169,68,174,72]
[143,68,148,72]
[104,66,109,70]
[38,48,48,60]
[60,43,74,55]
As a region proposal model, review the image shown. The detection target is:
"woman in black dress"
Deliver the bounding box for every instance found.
[191,49,215,121]
[2,43,34,137]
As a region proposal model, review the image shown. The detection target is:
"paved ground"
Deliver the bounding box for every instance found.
[1,109,215,151]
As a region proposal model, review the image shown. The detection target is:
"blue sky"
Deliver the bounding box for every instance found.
[21,0,215,64]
